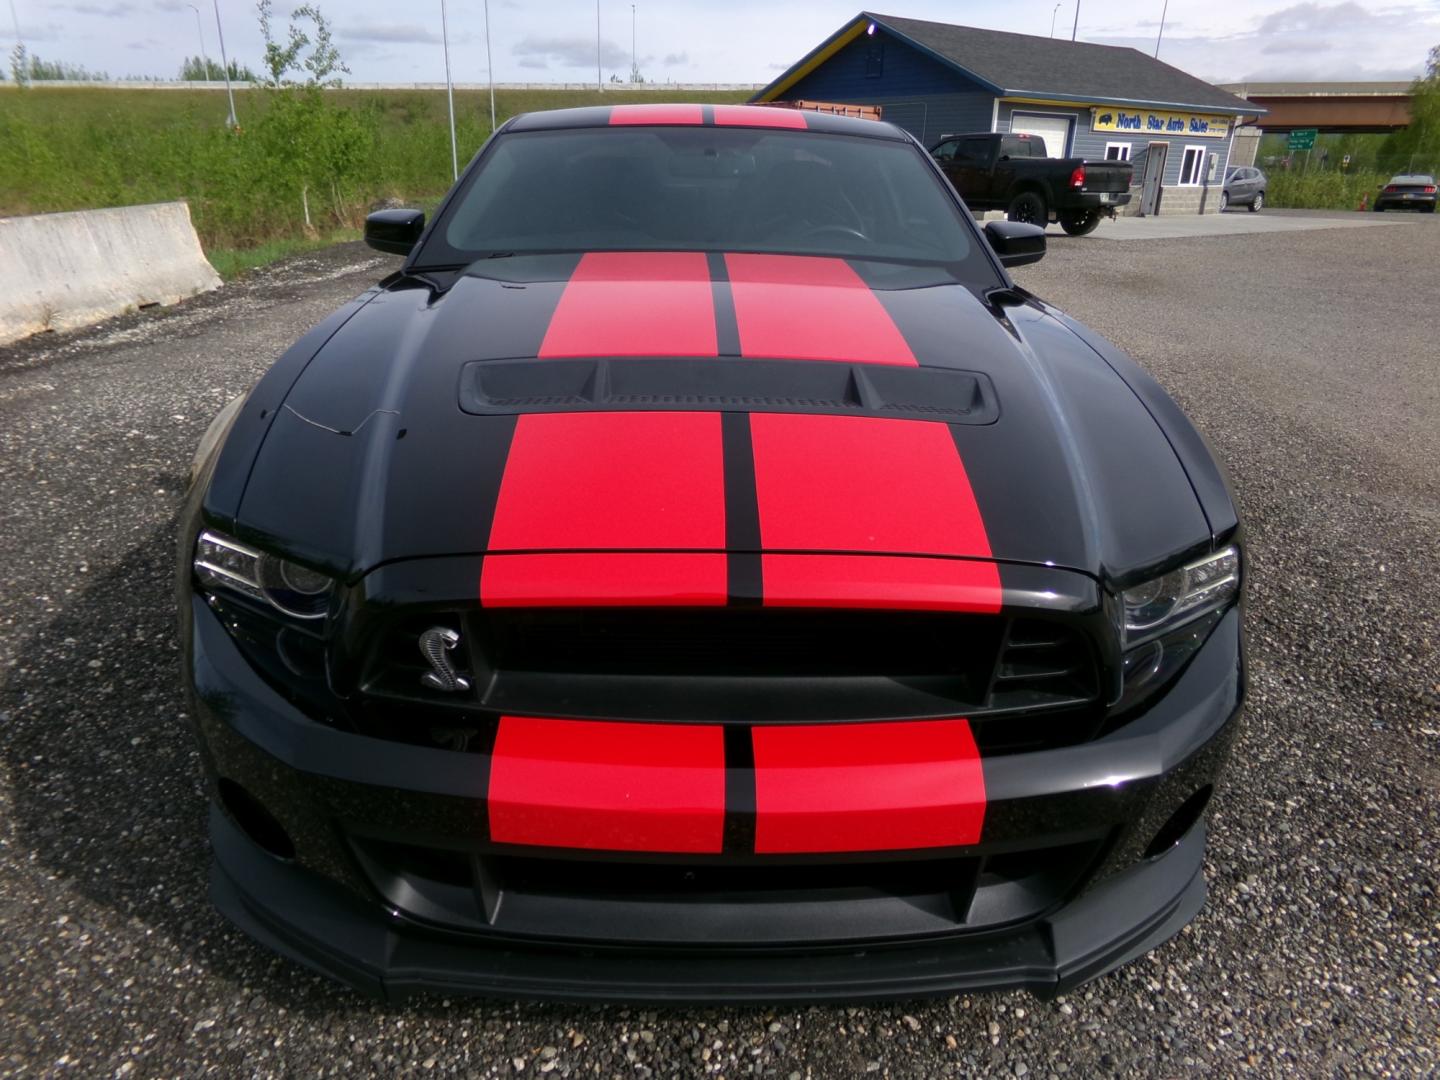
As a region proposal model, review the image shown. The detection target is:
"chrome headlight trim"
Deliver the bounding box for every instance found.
[194,529,334,620]
[1121,545,1240,648]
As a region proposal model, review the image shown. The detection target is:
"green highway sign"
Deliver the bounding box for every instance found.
[1288,128,1318,151]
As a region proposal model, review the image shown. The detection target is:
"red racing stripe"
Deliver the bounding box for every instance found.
[724,253,917,365]
[489,717,726,852]
[481,553,727,607]
[751,719,986,853]
[713,105,808,129]
[538,251,717,358]
[761,554,1001,613]
[487,411,726,550]
[749,413,994,557]
[608,104,704,126]
[482,411,727,604]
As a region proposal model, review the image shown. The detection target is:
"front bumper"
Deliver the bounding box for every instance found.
[186,596,1243,1003]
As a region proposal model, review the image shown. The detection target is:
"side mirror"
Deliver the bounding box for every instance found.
[364,209,425,256]
[984,220,1047,268]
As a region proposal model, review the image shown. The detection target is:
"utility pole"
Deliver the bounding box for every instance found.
[1071,0,1080,41]
[440,0,457,180]
[187,3,211,81]
[484,0,495,133]
[596,0,602,90]
[630,3,637,83]
[212,0,237,128]
[1154,0,1168,57]
[1050,3,1060,37]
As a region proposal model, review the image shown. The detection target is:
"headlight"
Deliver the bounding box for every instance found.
[194,529,334,620]
[1121,546,1239,647]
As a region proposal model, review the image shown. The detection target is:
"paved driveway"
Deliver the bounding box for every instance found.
[1075,207,1427,241]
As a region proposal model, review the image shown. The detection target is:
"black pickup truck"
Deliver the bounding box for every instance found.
[930,132,1133,235]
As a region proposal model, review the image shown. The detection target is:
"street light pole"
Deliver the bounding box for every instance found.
[484,0,495,133]
[596,0,602,90]
[1154,0,1168,57]
[1050,3,1060,37]
[630,3,636,83]
[440,0,457,180]
[186,4,210,81]
[1071,0,1080,41]
[212,0,237,128]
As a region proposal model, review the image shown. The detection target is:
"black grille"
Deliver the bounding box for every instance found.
[356,607,1101,747]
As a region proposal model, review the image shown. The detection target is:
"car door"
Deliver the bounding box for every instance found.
[930,139,963,189]
[957,137,997,205]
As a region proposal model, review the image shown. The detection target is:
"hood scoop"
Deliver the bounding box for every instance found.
[459,357,999,426]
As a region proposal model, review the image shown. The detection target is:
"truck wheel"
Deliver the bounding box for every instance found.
[1006,191,1047,226]
[1059,210,1102,236]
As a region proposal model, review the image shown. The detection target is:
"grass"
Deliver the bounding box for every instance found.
[205,228,360,280]
[0,85,751,270]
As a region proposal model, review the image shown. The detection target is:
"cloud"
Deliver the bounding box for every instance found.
[1261,38,1333,53]
[55,2,136,15]
[151,0,188,11]
[512,34,627,70]
[337,23,445,46]
[1257,2,1370,33]
[662,51,689,66]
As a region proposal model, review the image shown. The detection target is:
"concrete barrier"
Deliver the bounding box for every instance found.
[0,202,221,346]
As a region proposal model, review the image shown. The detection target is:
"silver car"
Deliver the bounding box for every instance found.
[1222,167,1267,212]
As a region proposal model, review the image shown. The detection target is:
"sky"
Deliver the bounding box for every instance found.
[7,0,1438,87]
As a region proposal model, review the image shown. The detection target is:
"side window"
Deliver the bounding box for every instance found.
[959,138,991,164]
[999,136,1033,159]
[1179,145,1206,186]
[931,140,959,162]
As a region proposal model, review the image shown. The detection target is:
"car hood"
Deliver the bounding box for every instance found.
[233,253,1209,586]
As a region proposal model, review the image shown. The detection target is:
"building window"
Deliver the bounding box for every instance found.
[864,39,883,78]
[1179,145,1206,186]
[1104,142,1132,161]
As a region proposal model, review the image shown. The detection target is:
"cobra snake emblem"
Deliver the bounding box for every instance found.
[418,627,471,692]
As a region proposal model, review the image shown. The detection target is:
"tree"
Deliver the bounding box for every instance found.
[180,55,257,82]
[9,42,27,87]
[257,0,348,88]
[252,0,369,231]
[1378,43,1440,174]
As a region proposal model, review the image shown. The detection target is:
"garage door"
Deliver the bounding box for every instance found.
[1009,114,1073,158]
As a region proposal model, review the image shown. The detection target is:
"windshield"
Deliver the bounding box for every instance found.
[417,127,979,270]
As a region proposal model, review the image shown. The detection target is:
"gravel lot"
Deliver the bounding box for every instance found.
[1,220,1436,1078]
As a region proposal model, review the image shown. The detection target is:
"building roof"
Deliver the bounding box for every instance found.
[756,12,1261,116]
[1218,81,1413,98]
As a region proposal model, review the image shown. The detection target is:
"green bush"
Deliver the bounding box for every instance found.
[1264,170,1395,211]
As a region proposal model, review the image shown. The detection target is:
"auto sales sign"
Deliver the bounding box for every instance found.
[1091,108,1230,139]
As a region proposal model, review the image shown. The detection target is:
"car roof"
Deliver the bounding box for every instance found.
[504,103,910,141]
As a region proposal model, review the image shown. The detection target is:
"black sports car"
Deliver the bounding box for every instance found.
[179,103,1244,1002]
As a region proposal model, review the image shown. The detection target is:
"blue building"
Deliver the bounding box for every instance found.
[752,12,1261,216]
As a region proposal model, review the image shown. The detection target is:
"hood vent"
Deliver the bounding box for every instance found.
[460,357,999,425]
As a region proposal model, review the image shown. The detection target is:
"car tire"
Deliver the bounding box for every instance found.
[1219,192,1229,211]
[1422,204,1435,214]
[1248,192,1263,212]
[1007,191,1047,227]
[1059,210,1102,236]
[1374,204,1385,212]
